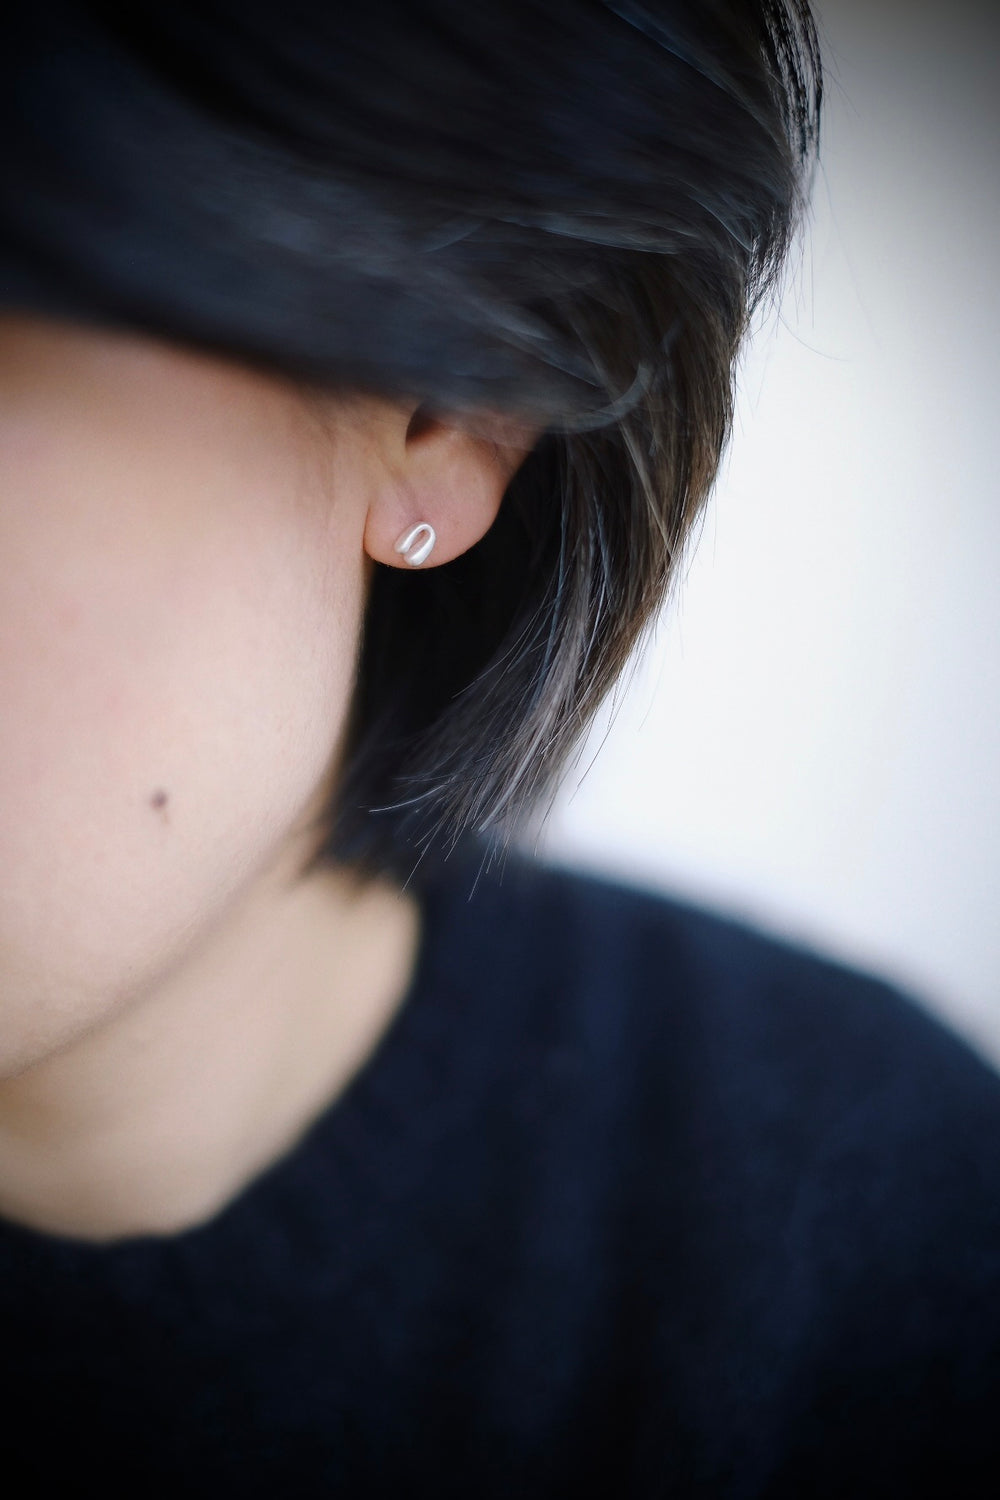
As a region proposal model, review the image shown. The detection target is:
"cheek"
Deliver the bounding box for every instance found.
[0,497,364,1072]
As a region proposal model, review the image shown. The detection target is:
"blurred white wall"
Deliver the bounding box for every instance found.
[539,0,1000,1066]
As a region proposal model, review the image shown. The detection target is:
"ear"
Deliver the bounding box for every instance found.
[363,403,538,569]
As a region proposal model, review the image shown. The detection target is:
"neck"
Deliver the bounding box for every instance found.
[0,857,419,1243]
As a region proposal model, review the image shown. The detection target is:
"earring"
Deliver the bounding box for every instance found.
[394,522,436,567]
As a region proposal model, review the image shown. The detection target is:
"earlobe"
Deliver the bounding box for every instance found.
[363,403,537,571]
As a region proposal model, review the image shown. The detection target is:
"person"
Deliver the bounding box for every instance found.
[0,1,997,1494]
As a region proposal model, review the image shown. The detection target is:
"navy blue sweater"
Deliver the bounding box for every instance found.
[2,856,999,1495]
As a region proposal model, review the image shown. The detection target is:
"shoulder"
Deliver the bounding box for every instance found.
[434,849,999,1103]
[425,848,1000,1221]
[432,853,1000,1486]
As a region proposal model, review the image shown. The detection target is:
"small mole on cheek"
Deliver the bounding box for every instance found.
[149,788,170,822]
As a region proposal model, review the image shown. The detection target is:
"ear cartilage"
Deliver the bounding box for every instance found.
[394,522,437,567]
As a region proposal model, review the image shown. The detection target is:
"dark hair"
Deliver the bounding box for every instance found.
[0,0,820,878]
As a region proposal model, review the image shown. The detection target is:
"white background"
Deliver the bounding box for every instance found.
[539,0,1000,1067]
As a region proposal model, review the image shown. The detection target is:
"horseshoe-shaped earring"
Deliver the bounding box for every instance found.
[394,522,437,567]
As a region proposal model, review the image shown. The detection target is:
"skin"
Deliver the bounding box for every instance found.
[0,312,532,1241]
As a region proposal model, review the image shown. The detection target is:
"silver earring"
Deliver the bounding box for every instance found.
[394,522,436,567]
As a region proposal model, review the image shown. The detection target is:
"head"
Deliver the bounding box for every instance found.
[0,1,819,1068]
